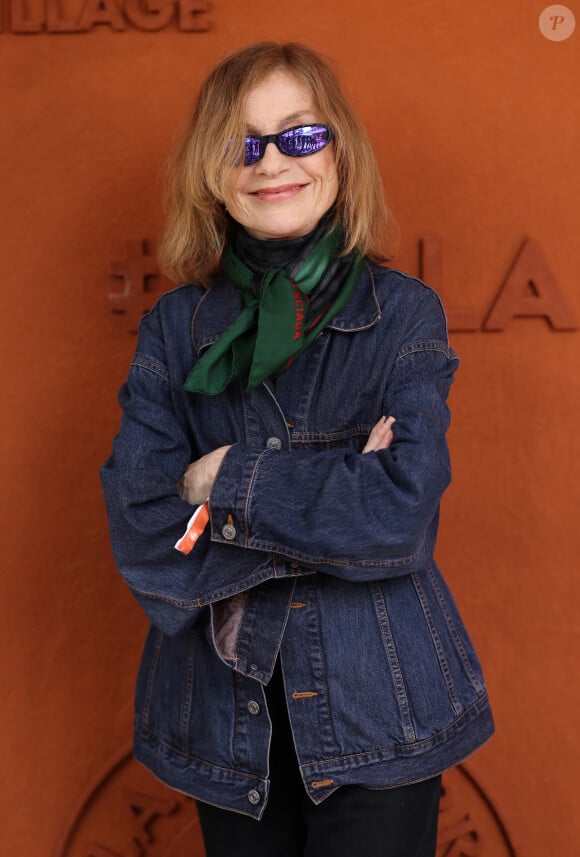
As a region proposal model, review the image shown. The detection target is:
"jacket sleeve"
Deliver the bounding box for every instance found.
[100,304,275,637]
[208,288,459,581]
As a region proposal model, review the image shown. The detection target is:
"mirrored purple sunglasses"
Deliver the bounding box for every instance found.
[243,124,334,165]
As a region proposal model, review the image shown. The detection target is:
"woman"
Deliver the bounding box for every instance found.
[101,41,494,857]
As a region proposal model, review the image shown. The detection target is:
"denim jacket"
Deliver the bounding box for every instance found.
[100,262,494,819]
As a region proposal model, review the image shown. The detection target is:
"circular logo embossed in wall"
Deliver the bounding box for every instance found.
[539,5,576,41]
[54,748,516,857]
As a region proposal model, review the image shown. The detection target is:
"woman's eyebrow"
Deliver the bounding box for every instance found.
[246,111,315,135]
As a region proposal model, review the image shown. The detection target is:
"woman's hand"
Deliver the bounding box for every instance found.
[178,446,232,506]
[362,416,396,454]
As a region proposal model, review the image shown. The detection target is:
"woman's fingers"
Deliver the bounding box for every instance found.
[362,416,396,453]
[178,445,232,505]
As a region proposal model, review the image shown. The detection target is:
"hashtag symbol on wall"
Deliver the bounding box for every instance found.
[108,240,167,333]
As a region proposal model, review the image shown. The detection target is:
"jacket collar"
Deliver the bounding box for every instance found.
[191,263,381,355]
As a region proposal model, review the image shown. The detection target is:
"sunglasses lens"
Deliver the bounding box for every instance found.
[279,125,331,157]
[244,137,262,165]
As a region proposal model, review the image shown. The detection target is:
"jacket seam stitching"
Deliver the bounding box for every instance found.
[369,583,417,743]
[243,450,267,545]
[135,722,265,782]
[395,340,452,361]
[410,573,463,716]
[326,263,381,332]
[141,629,163,728]
[299,693,491,768]
[131,353,171,382]
[291,426,372,442]
[239,542,423,568]
[179,634,196,753]
[309,581,341,755]
[427,566,485,694]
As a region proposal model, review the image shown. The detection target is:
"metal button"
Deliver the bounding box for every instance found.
[222,523,236,540]
[266,436,282,450]
[249,663,258,671]
[247,700,261,716]
[248,789,261,805]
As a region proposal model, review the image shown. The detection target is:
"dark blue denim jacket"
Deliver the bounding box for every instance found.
[100,262,494,819]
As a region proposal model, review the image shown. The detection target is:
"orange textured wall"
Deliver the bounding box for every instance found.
[2,2,579,855]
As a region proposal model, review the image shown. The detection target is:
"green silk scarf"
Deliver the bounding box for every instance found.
[183,228,364,395]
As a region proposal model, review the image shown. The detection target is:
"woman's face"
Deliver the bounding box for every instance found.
[223,70,339,241]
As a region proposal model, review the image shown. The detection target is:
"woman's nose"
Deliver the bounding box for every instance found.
[256,141,289,172]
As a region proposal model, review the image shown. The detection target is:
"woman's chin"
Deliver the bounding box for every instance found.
[243,215,319,241]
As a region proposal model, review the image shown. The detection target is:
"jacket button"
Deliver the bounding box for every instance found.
[221,523,236,540]
[247,789,261,805]
[266,436,282,450]
[247,700,261,715]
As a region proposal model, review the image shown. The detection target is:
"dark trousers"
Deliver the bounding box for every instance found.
[197,660,441,857]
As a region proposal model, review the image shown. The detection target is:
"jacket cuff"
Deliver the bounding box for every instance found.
[209,443,261,548]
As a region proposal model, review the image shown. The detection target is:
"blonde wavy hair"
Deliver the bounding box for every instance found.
[159,42,392,286]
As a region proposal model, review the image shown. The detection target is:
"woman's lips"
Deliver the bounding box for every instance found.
[252,184,307,202]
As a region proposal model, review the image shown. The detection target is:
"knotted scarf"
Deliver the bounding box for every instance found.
[183,226,364,395]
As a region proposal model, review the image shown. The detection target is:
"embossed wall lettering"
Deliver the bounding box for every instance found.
[420,235,578,332]
[0,0,210,34]
[108,237,578,335]
[83,790,181,856]
[436,766,516,857]
[109,240,169,333]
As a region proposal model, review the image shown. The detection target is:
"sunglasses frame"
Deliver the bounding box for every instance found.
[242,124,334,166]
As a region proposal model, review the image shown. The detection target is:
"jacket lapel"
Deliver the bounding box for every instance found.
[191,275,244,355]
